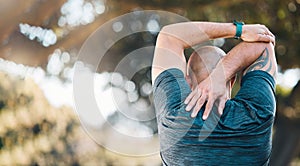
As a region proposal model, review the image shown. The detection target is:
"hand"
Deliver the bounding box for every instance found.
[184,70,228,120]
[242,24,275,45]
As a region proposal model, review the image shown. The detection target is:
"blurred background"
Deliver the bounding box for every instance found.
[0,0,299,165]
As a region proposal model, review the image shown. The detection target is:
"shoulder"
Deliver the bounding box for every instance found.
[153,68,186,90]
[233,70,276,118]
[153,68,191,109]
[241,70,276,91]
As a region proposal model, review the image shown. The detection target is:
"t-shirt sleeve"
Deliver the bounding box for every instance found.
[152,68,194,147]
[233,70,276,120]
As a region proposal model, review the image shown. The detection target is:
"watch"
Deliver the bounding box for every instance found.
[233,20,244,39]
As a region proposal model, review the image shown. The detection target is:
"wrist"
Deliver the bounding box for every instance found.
[211,57,234,83]
[209,65,227,83]
[224,23,238,39]
[233,20,245,39]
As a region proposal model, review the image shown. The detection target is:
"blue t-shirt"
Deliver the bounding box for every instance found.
[153,68,276,166]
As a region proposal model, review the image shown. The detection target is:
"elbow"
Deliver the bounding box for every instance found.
[157,26,173,43]
[156,26,184,49]
[159,25,173,35]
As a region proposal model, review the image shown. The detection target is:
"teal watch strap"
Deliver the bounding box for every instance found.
[233,20,244,39]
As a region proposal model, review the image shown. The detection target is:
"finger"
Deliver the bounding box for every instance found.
[202,96,214,120]
[191,94,205,117]
[217,99,226,116]
[271,39,276,47]
[191,93,207,117]
[186,90,201,111]
[266,29,275,38]
[259,25,272,37]
[261,34,275,46]
[268,34,276,45]
[184,90,196,104]
[267,31,276,46]
[258,34,274,43]
[262,26,275,41]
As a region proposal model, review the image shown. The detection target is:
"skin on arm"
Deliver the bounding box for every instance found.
[185,42,277,119]
[243,43,277,78]
[219,42,276,82]
[152,22,275,84]
[152,22,238,84]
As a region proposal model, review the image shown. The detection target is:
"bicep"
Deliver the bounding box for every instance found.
[152,32,187,84]
[243,43,277,79]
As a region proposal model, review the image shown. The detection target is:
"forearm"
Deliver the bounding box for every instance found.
[153,22,275,83]
[160,22,236,48]
[212,42,272,81]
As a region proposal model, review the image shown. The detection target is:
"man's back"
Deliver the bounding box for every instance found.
[153,68,276,166]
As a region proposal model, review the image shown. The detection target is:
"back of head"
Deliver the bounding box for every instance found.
[187,46,226,84]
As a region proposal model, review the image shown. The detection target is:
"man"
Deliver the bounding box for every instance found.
[152,21,277,165]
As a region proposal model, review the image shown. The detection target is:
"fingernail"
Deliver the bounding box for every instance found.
[185,105,191,111]
[191,112,196,118]
[184,100,188,104]
[202,115,207,120]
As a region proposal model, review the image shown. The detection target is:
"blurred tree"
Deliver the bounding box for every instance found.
[0,71,161,165]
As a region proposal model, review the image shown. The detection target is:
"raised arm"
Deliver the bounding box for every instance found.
[215,42,276,83]
[152,22,275,84]
[185,42,277,119]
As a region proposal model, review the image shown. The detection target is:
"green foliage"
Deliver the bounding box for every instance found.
[276,85,293,97]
